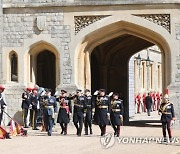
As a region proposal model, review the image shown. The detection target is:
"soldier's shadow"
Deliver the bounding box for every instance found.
[125,120,162,128]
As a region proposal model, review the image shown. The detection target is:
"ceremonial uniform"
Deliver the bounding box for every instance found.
[73,92,87,136]
[57,95,72,135]
[159,94,175,142]
[0,86,6,126]
[110,98,123,137]
[94,90,110,136]
[84,92,95,135]
[21,88,32,128]
[30,90,39,130]
[145,93,152,116]
[43,93,57,136]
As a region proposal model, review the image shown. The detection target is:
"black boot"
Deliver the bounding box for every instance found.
[85,127,88,135]
[64,124,67,135]
[117,125,120,137]
[60,123,64,134]
[90,127,93,135]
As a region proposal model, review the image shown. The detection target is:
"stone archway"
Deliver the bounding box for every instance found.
[75,20,172,123]
[28,41,60,94]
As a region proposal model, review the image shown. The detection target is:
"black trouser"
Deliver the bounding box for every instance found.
[99,125,106,136]
[22,108,29,127]
[74,119,83,136]
[162,121,172,138]
[112,124,120,137]
[60,123,68,134]
[32,109,38,129]
[29,109,33,127]
[147,109,151,116]
[84,119,92,134]
[0,111,3,126]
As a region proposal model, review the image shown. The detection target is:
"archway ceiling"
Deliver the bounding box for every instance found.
[93,34,154,66]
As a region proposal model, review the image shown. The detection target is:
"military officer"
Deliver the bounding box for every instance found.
[158,94,175,142]
[57,90,72,135]
[31,88,39,130]
[43,89,57,136]
[21,87,32,128]
[110,93,123,137]
[0,86,6,126]
[94,89,110,136]
[84,89,95,135]
[73,89,87,136]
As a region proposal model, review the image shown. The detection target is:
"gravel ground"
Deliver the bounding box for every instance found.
[1,112,180,154]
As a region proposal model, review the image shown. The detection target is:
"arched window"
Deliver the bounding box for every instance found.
[10,53,18,82]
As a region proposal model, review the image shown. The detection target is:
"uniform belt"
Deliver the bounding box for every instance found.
[98,106,108,109]
[74,104,83,108]
[112,109,121,112]
[162,112,171,115]
[60,106,68,108]
[87,105,91,107]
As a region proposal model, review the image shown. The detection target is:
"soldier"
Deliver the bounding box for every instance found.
[57,90,72,135]
[21,87,32,128]
[94,89,110,136]
[145,92,153,116]
[158,94,175,142]
[110,93,123,137]
[84,89,95,135]
[31,88,39,130]
[43,89,57,136]
[73,89,87,136]
[0,86,6,126]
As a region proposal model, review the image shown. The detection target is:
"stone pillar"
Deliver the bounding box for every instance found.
[0,0,2,82]
[129,57,135,117]
[85,52,91,90]
[169,56,180,128]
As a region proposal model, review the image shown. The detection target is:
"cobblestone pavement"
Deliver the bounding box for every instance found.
[1,112,180,154]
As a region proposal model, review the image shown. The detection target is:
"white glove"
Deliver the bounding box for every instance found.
[93,90,99,95]
[170,120,175,127]
[108,92,113,97]
[107,113,110,120]
[83,113,86,117]
[120,115,123,118]
[54,91,59,96]
[92,112,95,117]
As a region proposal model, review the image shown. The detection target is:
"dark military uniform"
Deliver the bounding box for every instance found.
[145,94,153,116]
[21,91,31,128]
[84,94,95,135]
[43,95,57,136]
[110,98,123,137]
[57,96,72,135]
[73,95,87,136]
[30,93,39,130]
[0,93,6,126]
[94,95,110,136]
[159,100,175,141]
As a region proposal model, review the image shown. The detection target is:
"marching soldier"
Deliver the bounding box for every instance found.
[158,94,175,142]
[73,89,87,136]
[21,87,32,128]
[145,92,153,116]
[110,93,123,137]
[0,86,6,126]
[57,90,72,135]
[84,89,95,135]
[43,89,57,136]
[31,88,39,130]
[94,89,110,136]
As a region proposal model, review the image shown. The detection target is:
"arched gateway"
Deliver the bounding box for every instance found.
[75,20,172,123]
